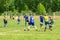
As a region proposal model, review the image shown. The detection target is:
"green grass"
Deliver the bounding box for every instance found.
[0,18,60,40]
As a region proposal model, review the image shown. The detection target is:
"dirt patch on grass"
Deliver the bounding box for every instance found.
[0,16,60,19]
[35,16,60,19]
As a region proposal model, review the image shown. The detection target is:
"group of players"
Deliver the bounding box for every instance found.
[3,13,54,32]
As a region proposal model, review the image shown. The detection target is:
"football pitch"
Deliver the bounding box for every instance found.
[0,16,60,40]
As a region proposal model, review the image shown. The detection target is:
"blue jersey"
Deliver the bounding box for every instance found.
[4,18,7,23]
[30,16,34,23]
[40,15,44,23]
[24,15,28,20]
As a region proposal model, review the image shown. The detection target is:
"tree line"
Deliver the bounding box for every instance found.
[0,0,60,15]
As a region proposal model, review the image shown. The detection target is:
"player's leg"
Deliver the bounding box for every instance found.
[4,23,6,27]
[49,22,54,31]
[25,20,27,26]
[18,21,20,24]
[25,20,29,26]
[32,23,37,31]
[40,22,43,28]
[4,21,7,27]
[27,22,31,31]
[49,24,52,31]
[4,23,7,27]
[18,21,19,24]
[44,25,47,31]
[44,22,48,31]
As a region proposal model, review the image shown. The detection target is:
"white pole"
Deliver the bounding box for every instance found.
[53,12,55,21]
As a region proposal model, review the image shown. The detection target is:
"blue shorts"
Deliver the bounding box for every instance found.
[4,20,7,24]
[29,22,34,26]
[18,21,20,22]
[49,22,54,25]
[45,21,49,25]
[18,20,20,22]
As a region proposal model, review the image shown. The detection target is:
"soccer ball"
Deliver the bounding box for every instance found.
[24,28,26,31]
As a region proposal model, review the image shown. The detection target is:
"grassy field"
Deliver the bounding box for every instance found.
[0,16,60,40]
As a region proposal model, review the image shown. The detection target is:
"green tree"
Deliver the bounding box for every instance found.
[37,3,46,15]
[0,0,5,14]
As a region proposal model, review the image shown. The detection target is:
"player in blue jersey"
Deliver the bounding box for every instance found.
[24,14,29,26]
[17,16,20,24]
[40,14,44,28]
[3,16,7,27]
[28,14,37,31]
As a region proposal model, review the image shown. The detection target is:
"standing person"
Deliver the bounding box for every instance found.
[27,14,37,31]
[40,14,44,28]
[10,14,12,19]
[12,14,14,20]
[3,16,7,27]
[17,16,20,24]
[24,14,29,26]
[49,16,54,31]
[44,14,49,31]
